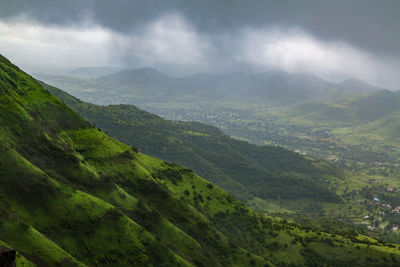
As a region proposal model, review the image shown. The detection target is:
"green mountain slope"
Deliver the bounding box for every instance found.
[357,109,400,142]
[42,82,400,237]
[289,90,400,125]
[43,82,342,210]
[2,54,400,266]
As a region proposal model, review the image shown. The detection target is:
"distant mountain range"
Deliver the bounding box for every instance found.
[35,67,385,107]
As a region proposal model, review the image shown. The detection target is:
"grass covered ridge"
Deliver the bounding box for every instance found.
[44,83,343,211]
[1,54,400,266]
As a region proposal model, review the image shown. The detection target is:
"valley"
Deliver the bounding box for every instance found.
[37,74,400,244]
[141,99,400,239]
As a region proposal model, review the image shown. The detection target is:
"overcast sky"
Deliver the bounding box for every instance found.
[0,0,399,89]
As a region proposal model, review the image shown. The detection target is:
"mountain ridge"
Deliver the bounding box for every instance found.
[2,54,400,266]
[35,67,386,108]
[42,81,343,209]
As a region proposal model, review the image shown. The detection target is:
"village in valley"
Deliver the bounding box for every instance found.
[360,185,400,232]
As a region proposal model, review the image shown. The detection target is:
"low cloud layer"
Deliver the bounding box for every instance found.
[239,28,400,89]
[0,1,399,89]
[0,20,114,73]
[113,14,211,66]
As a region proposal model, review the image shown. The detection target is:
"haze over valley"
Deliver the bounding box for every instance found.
[1,1,400,266]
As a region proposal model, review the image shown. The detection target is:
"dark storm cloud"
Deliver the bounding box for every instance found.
[0,0,400,89]
[1,0,399,57]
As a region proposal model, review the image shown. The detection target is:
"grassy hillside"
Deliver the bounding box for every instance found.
[43,82,342,211]
[357,110,400,142]
[289,90,400,125]
[40,82,400,238]
[2,54,400,266]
